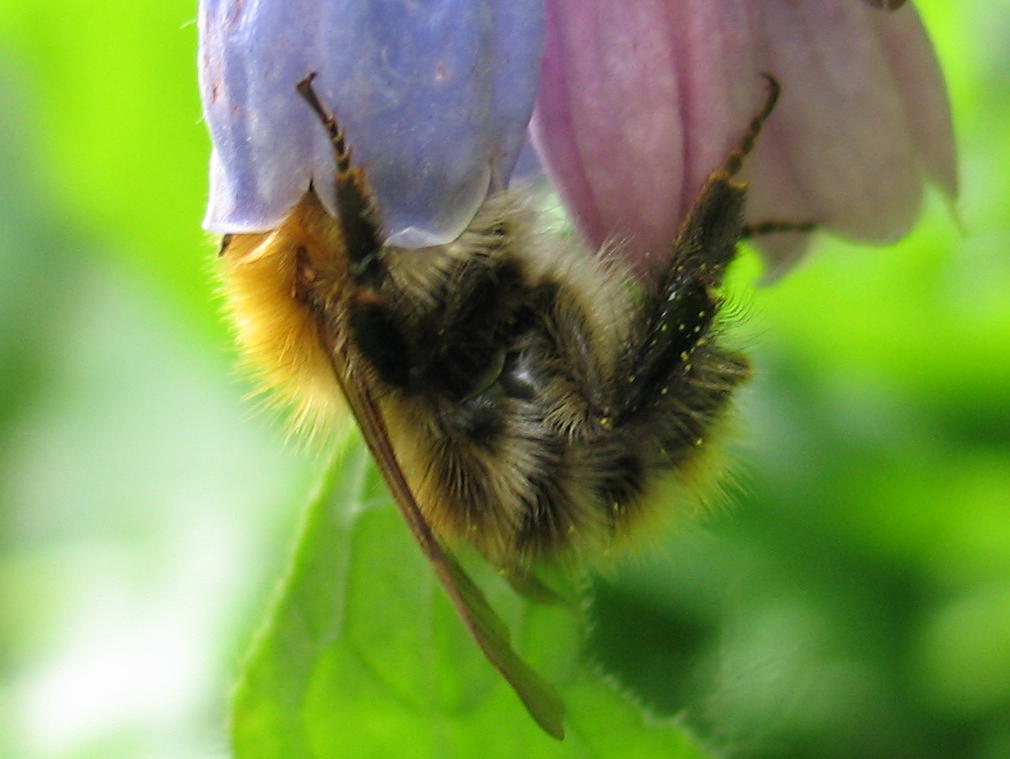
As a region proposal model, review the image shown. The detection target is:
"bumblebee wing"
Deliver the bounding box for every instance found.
[326,340,566,740]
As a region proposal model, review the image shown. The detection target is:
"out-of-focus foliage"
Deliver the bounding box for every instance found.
[0,2,1007,758]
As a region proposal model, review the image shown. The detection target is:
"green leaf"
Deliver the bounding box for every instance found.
[231,436,714,759]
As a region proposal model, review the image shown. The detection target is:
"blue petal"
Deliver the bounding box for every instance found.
[199,0,545,246]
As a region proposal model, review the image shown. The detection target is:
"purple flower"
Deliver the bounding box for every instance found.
[199,0,955,279]
[199,0,544,247]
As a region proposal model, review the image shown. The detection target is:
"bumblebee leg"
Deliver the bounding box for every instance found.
[296,74,384,287]
[741,219,816,238]
[617,177,745,422]
[719,74,780,179]
[297,75,526,399]
[616,76,782,421]
[296,74,418,389]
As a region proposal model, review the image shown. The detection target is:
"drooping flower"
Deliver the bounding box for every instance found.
[199,0,545,248]
[530,0,956,279]
[199,0,955,280]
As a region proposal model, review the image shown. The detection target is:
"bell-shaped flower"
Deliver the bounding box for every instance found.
[199,0,544,248]
[199,0,955,281]
[531,0,956,279]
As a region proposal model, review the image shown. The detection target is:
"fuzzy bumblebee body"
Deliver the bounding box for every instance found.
[218,76,795,569]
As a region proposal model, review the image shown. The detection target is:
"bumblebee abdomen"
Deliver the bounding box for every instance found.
[386,338,747,566]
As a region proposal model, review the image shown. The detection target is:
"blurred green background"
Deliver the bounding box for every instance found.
[0,2,1006,758]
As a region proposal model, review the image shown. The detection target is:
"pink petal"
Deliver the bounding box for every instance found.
[531,0,763,279]
[871,5,957,199]
[746,0,922,243]
[745,2,955,274]
[533,0,956,282]
[531,0,682,275]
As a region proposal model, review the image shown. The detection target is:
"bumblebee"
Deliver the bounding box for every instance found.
[217,73,811,735]
[218,74,807,570]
